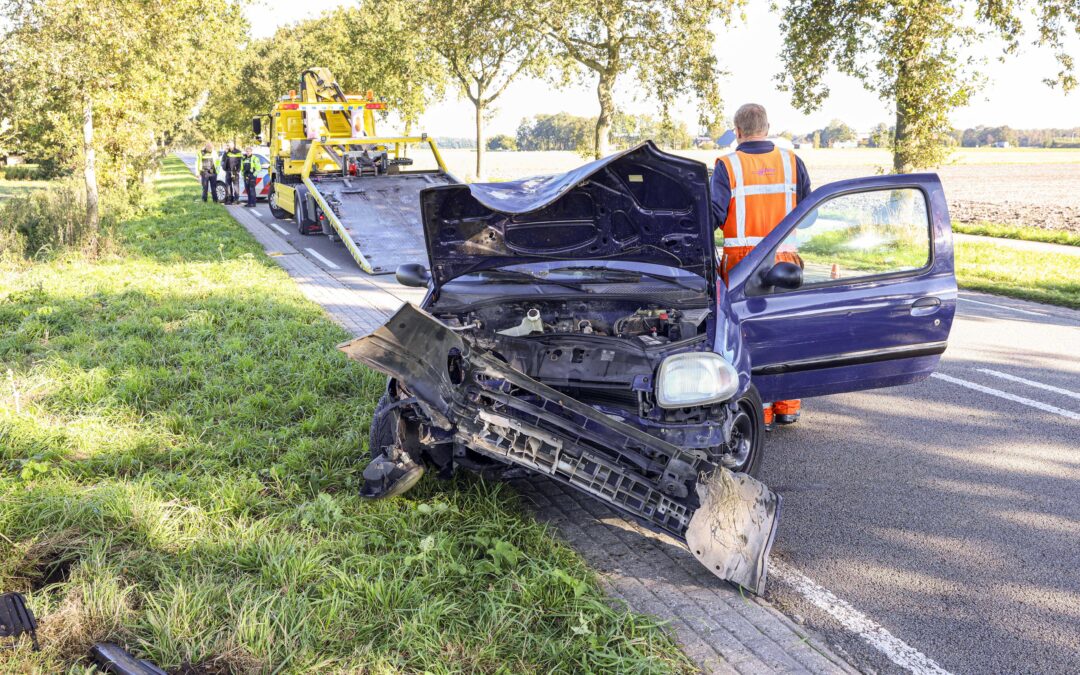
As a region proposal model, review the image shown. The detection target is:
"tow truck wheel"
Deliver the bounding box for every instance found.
[295,193,312,235]
[721,384,765,477]
[268,182,289,219]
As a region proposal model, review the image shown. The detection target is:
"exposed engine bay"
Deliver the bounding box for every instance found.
[339,303,780,593]
[440,299,709,345]
[430,298,713,418]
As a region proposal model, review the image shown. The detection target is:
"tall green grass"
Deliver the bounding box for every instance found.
[0,158,690,672]
[952,221,1080,247]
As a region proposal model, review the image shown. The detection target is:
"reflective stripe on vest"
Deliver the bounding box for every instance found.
[718,147,798,250]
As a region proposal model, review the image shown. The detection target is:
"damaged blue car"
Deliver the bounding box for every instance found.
[339,142,957,593]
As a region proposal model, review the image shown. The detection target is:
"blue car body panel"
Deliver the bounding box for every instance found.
[431,146,955,404]
[726,173,956,402]
[420,142,716,289]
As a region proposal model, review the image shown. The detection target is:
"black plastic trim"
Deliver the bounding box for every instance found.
[751,341,948,376]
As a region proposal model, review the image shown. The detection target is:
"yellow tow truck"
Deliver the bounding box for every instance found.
[253,68,457,274]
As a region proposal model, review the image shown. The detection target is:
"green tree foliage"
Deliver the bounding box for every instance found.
[531,0,740,158]
[820,119,857,147]
[515,112,693,154]
[868,123,894,149]
[0,0,247,248]
[486,134,518,151]
[516,113,595,152]
[419,0,543,178]
[416,0,544,176]
[778,1,1080,172]
[199,1,446,143]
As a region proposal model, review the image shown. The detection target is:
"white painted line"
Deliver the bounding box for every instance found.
[305,248,341,270]
[248,208,262,216]
[931,373,1080,420]
[771,560,953,675]
[267,222,289,236]
[958,296,1047,317]
[976,368,1080,401]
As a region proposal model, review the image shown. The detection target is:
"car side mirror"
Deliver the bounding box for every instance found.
[396,263,430,287]
[762,261,803,290]
[252,117,262,137]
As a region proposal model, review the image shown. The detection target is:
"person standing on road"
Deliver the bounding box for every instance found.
[712,103,811,427]
[198,142,221,203]
[240,147,262,207]
[221,141,244,204]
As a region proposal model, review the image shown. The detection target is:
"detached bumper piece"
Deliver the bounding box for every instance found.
[340,304,780,593]
[0,592,38,651]
[90,643,167,675]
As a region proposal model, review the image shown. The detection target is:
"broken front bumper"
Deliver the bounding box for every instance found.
[339,303,780,593]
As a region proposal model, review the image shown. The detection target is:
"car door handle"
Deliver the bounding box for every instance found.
[910,296,941,317]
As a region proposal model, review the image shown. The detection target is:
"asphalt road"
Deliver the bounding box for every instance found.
[181,155,1079,674]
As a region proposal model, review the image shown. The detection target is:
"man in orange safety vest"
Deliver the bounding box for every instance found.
[712,103,811,427]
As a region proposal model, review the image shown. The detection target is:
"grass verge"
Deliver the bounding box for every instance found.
[953,221,1080,247]
[0,177,49,204]
[0,158,690,673]
[954,239,1079,309]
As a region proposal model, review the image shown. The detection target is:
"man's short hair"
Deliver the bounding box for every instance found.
[734,104,769,138]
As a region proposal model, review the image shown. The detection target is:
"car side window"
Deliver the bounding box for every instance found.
[781,188,931,287]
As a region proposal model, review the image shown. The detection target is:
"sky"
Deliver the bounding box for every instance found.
[246,0,1080,137]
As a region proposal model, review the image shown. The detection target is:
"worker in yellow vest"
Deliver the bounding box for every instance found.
[712,103,811,427]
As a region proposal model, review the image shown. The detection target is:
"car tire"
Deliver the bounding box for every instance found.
[722,384,766,477]
[214,181,227,203]
[268,180,289,219]
[369,392,396,460]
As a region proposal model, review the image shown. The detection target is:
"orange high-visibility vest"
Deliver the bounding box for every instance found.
[717,147,800,282]
[718,147,798,248]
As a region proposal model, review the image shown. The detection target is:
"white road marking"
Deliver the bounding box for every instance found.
[976,368,1080,401]
[958,296,1047,317]
[249,208,262,216]
[931,373,1080,420]
[267,222,289,236]
[305,248,340,270]
[771,560,953,675]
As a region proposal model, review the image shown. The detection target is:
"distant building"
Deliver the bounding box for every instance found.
[992,141,1011,148]
[831,140,858,149]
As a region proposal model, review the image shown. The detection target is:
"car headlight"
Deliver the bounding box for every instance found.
[656,353,739,409]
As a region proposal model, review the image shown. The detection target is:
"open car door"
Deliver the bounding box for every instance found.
[727,173,957,403]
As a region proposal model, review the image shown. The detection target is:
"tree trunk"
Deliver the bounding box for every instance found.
[892,103,910,174]
[82,93,100,254]
[594,72,615,159]
[474,100,485,180]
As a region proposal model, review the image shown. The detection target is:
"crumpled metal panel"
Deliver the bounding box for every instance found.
[339,303,780,592]
[685,470,781,594]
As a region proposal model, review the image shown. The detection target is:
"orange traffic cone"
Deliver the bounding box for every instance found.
[830,263,841,279]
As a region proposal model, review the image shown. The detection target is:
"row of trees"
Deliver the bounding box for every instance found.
[506,112,693,153]
[779,1,1080,172]
[0,0,247,246]
[2,0,1079,233]
[196,0,733,179]
[956,126,1080,147]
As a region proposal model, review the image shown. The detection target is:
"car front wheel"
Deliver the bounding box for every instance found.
[369,393,396,460]
[214,181,227,203]
[720,384,766,477]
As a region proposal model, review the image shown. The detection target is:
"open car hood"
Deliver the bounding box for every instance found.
[420,142,715,288]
